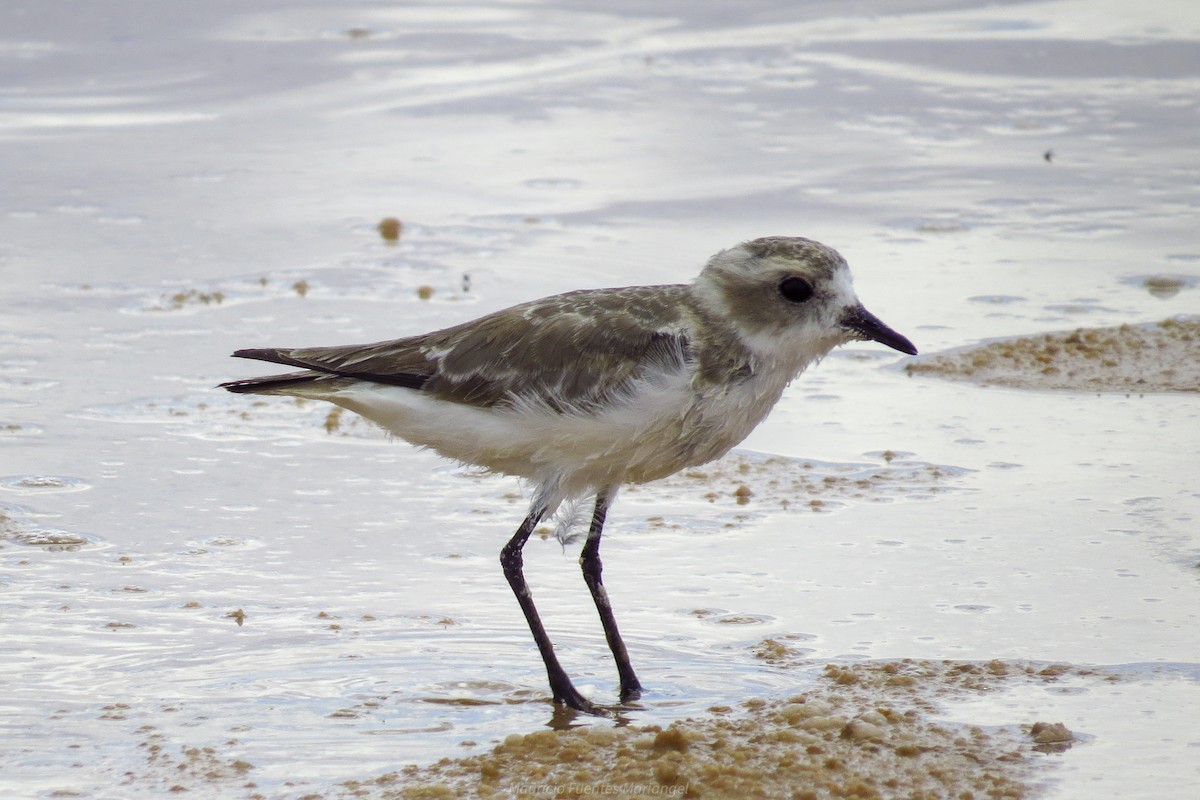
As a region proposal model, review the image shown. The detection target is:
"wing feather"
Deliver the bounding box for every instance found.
[223,285,694,410]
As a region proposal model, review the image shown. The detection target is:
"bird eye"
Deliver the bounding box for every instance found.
[778,277,814,303]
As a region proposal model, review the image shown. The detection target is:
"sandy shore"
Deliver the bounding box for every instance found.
[903,318,1199,394]
[334,656,1091,800]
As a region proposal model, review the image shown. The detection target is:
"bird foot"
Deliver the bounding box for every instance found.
[552,685,613,718]
[550,682,645,718]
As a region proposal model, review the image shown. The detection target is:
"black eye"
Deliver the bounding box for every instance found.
[778,277,814,303]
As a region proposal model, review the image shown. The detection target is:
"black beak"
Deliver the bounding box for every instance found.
[841,305,918,355]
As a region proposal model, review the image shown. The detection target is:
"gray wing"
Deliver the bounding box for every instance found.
[222,284,694,410]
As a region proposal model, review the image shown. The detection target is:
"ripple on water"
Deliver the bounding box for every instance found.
[713,613,776,626]
[523,177,581,190]
[0,421,45,436]
[1,502,98,550]
[0,513,97,551]
[0,376,59,392]
[0,475,91,495]
[5,527,97,550]
[1120,273,1198,300]
[106,251,477,316]
[680,608,777,626]
[968,294,1027,305]
[949,604,994,614]
[75,393,387,443]
[179,535,265,554]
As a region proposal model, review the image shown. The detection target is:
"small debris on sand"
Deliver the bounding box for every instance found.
[378,217,403,242]
[1029,721,1075,752]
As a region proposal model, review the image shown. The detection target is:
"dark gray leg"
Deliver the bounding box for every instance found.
[500,505,598,714]
[580,487,643,702]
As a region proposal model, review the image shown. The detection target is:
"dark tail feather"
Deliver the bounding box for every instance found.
[229,347,430,390]
[232,347,305,368]
[219,372,321,394]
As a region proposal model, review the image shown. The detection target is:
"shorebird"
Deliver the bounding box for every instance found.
[221,236,916,714]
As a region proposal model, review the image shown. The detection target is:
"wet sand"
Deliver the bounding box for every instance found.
[332,658,1089,800]
[904,319,1199,394]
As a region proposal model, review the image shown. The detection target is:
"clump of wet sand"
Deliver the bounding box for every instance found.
[905,318,1199,393]
[342,658,1087,800]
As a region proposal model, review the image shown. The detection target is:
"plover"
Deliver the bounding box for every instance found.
[221,236,917,714]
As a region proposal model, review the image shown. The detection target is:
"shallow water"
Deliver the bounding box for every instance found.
[2,1,1199,798]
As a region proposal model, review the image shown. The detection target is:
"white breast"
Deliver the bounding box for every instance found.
[325,359,794,501]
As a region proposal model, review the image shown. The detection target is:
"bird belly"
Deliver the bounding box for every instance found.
[324,368,789,497]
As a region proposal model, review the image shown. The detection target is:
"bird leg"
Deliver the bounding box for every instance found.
[500,505,599,714]
[580,487,643,702]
